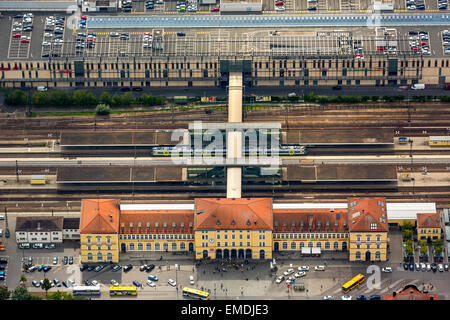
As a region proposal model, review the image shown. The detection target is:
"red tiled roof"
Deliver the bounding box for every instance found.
[119,210,194,234]
[348,197,388,232]
[80,199,120,234]
[273,209,349,233]
[383,284,438,300]
[417,213,441,229]
[194,198,273,231]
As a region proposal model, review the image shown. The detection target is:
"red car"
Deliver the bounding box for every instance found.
[87,38,96,42]
[275,1,284,5]
[64,70,72,74]
[377,46,385,51]
[12,33,21,38]
[20,39,30,43]
[421,41,428,46]
[0,67,10,71]
[210,7,219,12]
[80,16,87,20]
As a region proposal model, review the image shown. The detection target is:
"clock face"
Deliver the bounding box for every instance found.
[209,238,215,243]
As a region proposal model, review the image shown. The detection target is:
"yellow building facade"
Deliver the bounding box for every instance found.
[80,233,119,263]
[417,213,442,242]
[348,232,388,262]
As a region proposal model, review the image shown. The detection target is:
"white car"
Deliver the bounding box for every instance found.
[341,295,352,300]
[275,5,285,10]
[420,263,426,271]
[111,279,119,286]
[283,268,294,276]
[275,276,284,284]
[298,266,309,271]
[294,271,306,278]
[438,264,444,272]
[68,279,76,286]
[147,280,156,287]
[42,42,51,46]
[189,275,194,285]
[44,33,53,38]
[168,279,176,287]
[426,263,431,271]
[110,32,119,37]
[315,265,325,271]
[382,267,392,273]
[52,256,58,265]
[323,295,334,300]
[91,280,99,286]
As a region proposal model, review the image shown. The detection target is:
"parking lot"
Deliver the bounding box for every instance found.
[7,14,33,59]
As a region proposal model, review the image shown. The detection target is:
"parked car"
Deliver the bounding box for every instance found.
[94,265,105,272]
[32,280,40,287]
[69,256,73,265]
[52,256,58,265]
[382,267,392,273]
[140,265,147,271]
[147,280,156,287]
[133,280,141,287]
[294,271,306,278]
[210,7,219,12]
[415,263,420,271]
[403,263,409,270]
[283,268,294,276]
[298,266,309,271]
[44,244,55,249]
[444,264,449,271]
[53,279,61,287]
[369,295,381,300]
[62,281,68,288]
[356,295,367,300]
[341,295,352,300]
[426,263,431,271]
[323,295,334,300]
[438,264,444,272]
[111,279,120,286]
[189,275,194,285]
[168,279,176,287]
[87,265,95,271]
[80,264,88,272]
[148,274,158,281]
[123,264,133,272]
[315,266,325,271]
[146,264,155,272]
[91,280,99,286]
[275,276,285,284]
[63,256,68,265]
[112,264,122,272]
[409,263,414,271]
[421,263,426,271]
[43,266,51,272]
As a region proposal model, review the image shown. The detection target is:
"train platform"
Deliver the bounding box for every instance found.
[283,164,398,181]
[0,175,57,189]
[397,171,450,187]
[283,129,394,145]
[394,136,450,151]
[56,166,184,183]
[60,131,180,147]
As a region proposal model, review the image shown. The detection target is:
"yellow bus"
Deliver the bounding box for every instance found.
[182,287,210,300]
[109,286,137,296]
[342,274,365,293]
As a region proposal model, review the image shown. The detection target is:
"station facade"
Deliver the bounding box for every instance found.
[78,196,428,263]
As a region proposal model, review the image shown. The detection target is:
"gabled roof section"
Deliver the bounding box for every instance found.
[348,197,388,232]
[417,212,441,229]
[80,199,120,234]
[119,210,194,234]
[194,198,273,231]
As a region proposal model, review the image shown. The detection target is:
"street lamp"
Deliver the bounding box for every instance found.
[175,263,178,300]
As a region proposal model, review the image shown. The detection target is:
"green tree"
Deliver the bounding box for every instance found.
[48,291,80,300]
[31,91,50,106]
[371,96,379,102]
[0,286,10,300]
[402,229,413,240]
[111,93,122,106]
[49,90,72,107]
[303,92,316,102]
[11,286,34,300]
[100,91,112,105]
[120,92,135,106]
[20,275,27,286]
[420,245,428,256]
[434,245,442,256]
[72,91,87,107]
[405,245,414,256]
[402,221,413,230]
[85,92,99,106]
[41,278,52,298]
[95,104,111,115]
[5,89,28,106]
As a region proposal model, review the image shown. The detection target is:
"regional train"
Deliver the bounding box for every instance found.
[151,145,307,157]
[429,136,450,146]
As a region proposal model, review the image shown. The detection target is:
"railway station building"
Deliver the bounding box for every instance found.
[416,212,442,242]
[78,196,422,263]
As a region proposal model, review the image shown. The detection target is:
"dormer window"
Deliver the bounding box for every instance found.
[217,220,221,226]
[370,223,377,230]
[231,220,236,226]
[246,220,251,226]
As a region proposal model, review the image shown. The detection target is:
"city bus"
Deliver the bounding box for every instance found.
[342,274,366,294]
[109,286,138,296]
[72,285,101,296]
[182,287,210,300]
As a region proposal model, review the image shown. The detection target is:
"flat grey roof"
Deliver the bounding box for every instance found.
[285,129,394,145]
[0,1,76,10]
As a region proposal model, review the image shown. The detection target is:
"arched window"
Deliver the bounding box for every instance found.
[356,251,361,260]
[180,242,186,251]
[308,242,313,247]
[138,243,143,251]
[163,242,169,251]
[155,243,160,251]
[325,242,330,249]
[375,251,381,260]
[97,252,102,261]
[146,243,152,251]
[282,242,288,250]
[333,242,339,249]
[172,242,177,251]
[290,242,296,250]
[87,252,93,261]
[107,253,113,261]
[299,242,305,248]
[316,242,321,248]
[129,243,135,251]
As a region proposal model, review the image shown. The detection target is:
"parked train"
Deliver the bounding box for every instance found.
[429,136,450,146]
[151,145,306,157]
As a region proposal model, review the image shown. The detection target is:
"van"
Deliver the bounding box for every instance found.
[411,83,425,90]
[37,86,48,92]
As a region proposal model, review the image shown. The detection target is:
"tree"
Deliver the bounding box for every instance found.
[111,93,122,106]
[11,286,36,300]
[49,90,72,107]
[41,278,52,298]
[99,91,112,105]
[4,89,28,106]
[48,291,80,300]
[32,92,50,106]
[120,92,135,106]
[0,286,10,300]
[95,104,111,116]
[420,245,428,257]
[402,221,413,230]
[20,275,27,286]
[402,229,413,240]
[85,92,99,106]
[405,245,414,256]
[73,91,87,107]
